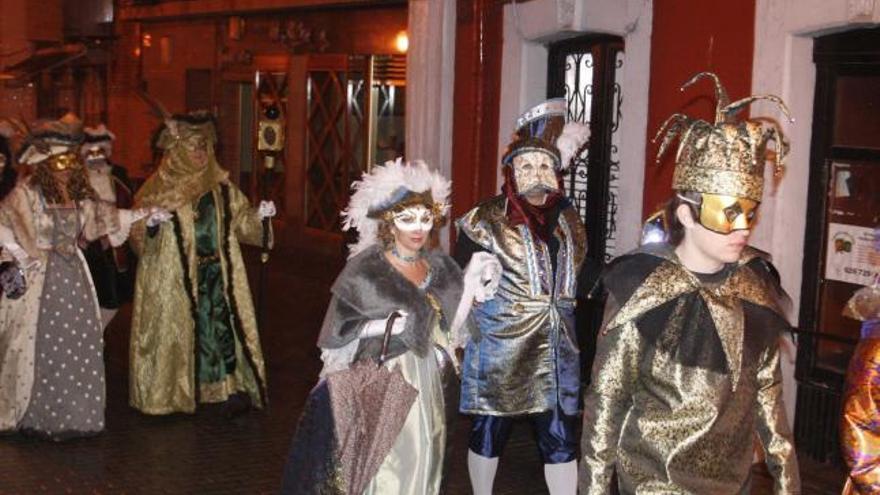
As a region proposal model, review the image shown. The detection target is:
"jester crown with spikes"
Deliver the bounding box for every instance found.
[654,72,793,202]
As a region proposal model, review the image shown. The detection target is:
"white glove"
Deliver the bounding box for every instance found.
[464,252,502,302]
[359,311,408,339]
[127,208,151,224]
[146,208,173,227]
[3,242,40,271]
[258,200,276,219]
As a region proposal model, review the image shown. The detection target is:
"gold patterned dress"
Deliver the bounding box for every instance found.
[841,329,880,495]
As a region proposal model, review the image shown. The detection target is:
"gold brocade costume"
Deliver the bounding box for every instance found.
[840,285,880,495]
[841,335,880,495]
[580,244,800,494]
[129,182,269,415]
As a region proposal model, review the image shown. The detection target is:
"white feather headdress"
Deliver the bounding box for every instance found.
[341,158,451,258]
[556,122,590,172]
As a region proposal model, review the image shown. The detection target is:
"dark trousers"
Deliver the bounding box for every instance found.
[468,405,578,464]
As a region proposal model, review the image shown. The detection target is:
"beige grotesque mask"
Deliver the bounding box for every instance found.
[511,151,559,197]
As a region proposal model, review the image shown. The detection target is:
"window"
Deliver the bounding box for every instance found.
[547,35,624,263]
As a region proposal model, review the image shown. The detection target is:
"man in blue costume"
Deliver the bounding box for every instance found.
[455,99,589,495]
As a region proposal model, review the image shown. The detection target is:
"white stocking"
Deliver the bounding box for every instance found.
[544,460,577,495]
[468,449,499,495]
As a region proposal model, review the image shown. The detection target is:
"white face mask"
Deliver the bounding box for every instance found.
[392,205,435,233]
[84,146,108,167]
[511,151,559,195]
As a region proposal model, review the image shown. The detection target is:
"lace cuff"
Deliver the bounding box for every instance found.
[318,338,361,378]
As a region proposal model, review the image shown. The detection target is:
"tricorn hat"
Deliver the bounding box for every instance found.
[18,113,84,165]
[341,158,451,258]
[502,98,590,172]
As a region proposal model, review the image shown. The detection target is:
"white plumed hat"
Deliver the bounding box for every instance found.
[341,158,451,258]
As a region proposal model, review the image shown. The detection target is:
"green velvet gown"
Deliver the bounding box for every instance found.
[194,192,238,388]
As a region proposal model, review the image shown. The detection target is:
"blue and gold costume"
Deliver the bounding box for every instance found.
[458,195,585,417]
[455,99,590,480]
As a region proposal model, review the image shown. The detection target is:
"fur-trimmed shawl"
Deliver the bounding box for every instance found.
[318,244,467,361]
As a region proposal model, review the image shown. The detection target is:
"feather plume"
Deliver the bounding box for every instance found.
[341,158,451,258]
[135,90,172,121]
[555,122,590,171]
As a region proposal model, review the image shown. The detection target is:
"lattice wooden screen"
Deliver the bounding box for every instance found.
[304,56,367,232]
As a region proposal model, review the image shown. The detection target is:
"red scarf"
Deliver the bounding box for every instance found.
[501,166,563,243]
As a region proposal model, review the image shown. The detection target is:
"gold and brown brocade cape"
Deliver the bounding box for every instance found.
[579,243,800,495]
[128,182,270,415]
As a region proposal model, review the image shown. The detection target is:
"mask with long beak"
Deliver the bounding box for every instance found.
[510,150,560,197]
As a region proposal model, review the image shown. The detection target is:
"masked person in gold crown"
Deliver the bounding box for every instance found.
[455,99,590,495]
[579,72,801,494]
[0,114,148,440]
[129,111,275,416]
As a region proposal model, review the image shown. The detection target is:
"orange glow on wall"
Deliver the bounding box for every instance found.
[142,33,152,47]
[160,36,172,65]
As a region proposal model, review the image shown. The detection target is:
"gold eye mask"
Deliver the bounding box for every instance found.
[47,152,83,172]
[183,136,208,152]
[696,193,759,234]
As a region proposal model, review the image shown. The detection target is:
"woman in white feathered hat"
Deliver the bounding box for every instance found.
[283,158,500,494]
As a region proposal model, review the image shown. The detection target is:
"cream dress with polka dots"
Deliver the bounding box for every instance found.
[17,207,105,439]
[0,186,119,439]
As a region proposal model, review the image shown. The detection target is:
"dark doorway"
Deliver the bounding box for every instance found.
[547,35,625,385]
[794,26,880,464]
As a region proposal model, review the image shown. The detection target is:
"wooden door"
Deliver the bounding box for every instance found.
[286,54,368,249]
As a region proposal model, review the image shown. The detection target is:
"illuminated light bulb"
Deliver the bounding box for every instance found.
[394,31,409,53]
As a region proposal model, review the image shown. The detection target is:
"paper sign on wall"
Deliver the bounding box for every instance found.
[825,223,880,286]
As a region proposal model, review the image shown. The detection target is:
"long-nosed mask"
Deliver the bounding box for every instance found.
[511,150,560,196]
